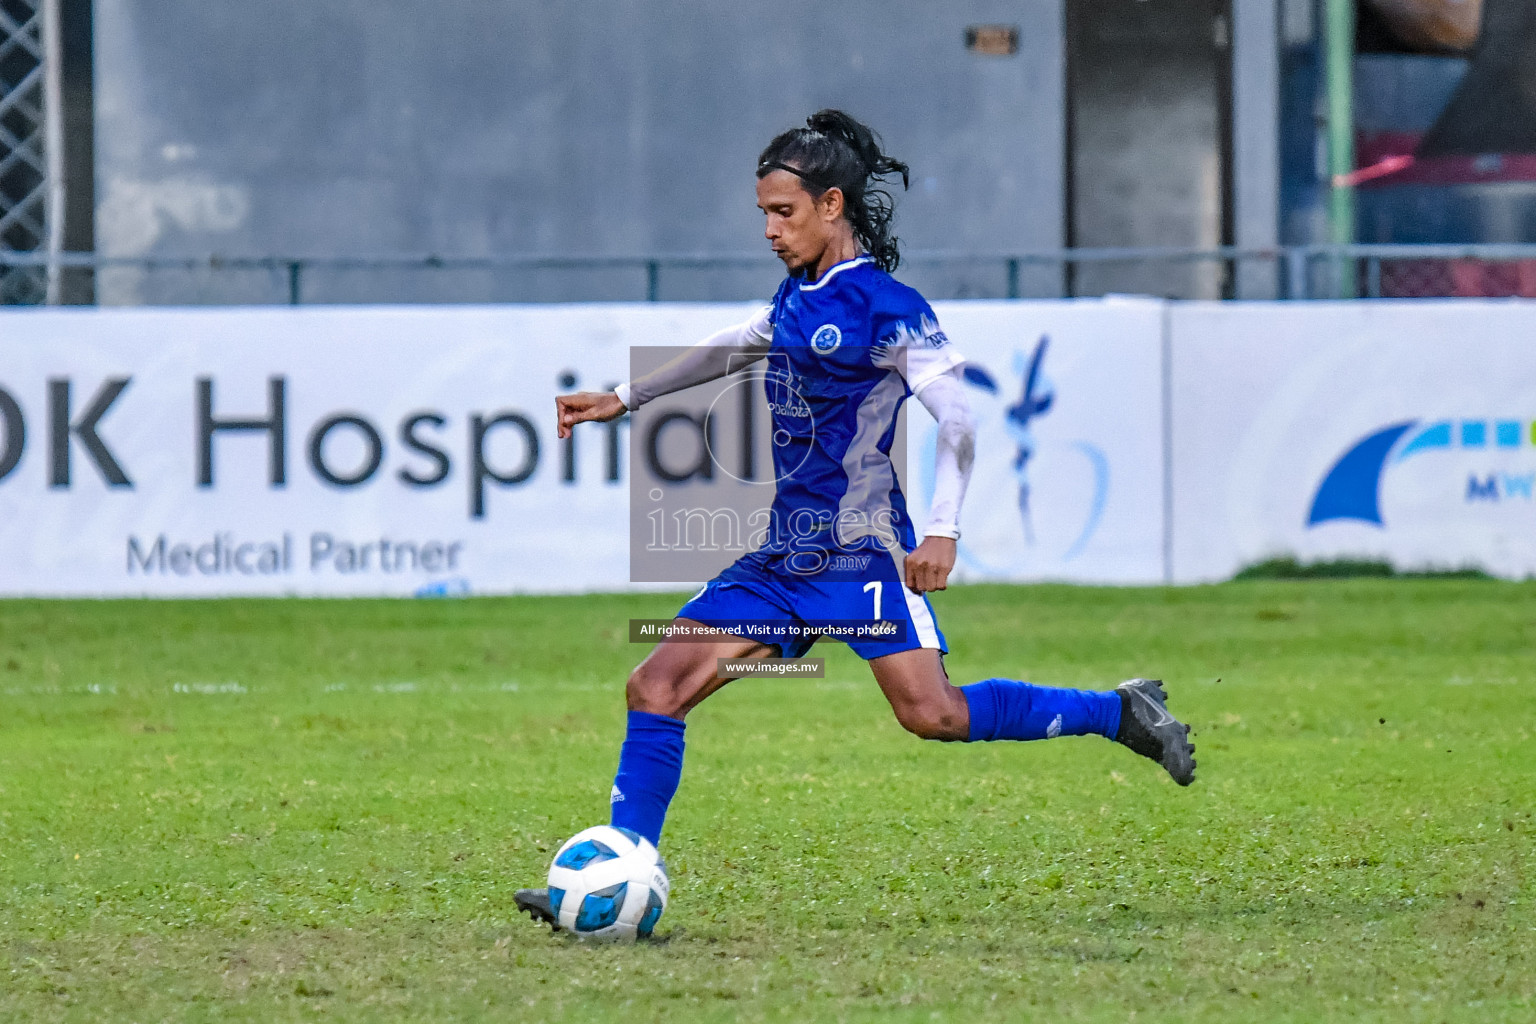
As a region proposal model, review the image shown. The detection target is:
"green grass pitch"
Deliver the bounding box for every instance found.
[1,581,1533,1022]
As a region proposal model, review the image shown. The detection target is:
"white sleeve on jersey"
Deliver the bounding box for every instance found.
[877,314,967,393]
[614,306,773,410]
[902,343,967,393]
[912,368,976,540]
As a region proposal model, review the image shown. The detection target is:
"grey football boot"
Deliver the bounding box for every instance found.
[514,888,561,931]
[1114,678,1196,786]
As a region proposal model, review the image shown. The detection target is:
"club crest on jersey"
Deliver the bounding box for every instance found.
[810,324,842,355]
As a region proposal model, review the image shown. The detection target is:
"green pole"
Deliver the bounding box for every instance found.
[1324,0,1356,296]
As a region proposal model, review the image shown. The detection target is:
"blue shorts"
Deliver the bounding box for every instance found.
[675,547,947,661]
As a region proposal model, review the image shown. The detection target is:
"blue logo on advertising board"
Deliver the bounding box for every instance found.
[1309,418,1536,527]
[943,335,1108,564]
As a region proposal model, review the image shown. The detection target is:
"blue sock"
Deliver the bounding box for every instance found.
[960,678,1121,742]
[608,710,685,847]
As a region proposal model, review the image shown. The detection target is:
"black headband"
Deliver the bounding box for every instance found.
[757,159,836,191]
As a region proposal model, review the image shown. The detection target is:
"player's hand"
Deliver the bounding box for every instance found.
[556,391,627,439]
[904,536,956,594]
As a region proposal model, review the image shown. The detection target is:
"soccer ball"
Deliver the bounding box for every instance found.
[548,825,669,942]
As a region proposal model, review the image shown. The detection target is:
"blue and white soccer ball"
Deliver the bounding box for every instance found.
[548,825,669,942]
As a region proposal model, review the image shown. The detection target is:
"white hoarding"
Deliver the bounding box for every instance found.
[1170,301,1536,582]
[0,305,753,596]
[906,299,1167,584]
[0,300,1168,596]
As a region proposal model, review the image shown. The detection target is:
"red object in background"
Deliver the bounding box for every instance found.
[1381,258,1536,298]
[1354,132,1536,187]
[1352,136,1536,296]
[1345,0,1536,297]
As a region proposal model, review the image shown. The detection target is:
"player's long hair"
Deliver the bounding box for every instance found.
[757,110,911,273]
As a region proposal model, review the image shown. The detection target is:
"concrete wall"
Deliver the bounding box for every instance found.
[1067,0,1232,299]
[1063,0,1283,300]
[93,0,1067,305]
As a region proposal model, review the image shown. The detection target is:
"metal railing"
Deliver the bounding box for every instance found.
[4,244,1536,305]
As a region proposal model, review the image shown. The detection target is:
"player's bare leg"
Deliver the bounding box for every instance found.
[624,619,779,719]
[517,620,778,930]
[868,648,969,740]
[868,648,1195,784]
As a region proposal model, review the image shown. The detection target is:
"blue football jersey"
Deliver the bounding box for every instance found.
[757,256,964,562]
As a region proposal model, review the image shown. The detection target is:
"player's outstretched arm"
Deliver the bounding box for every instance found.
[557,310,772,438]
[617,308,773,411]
[556,391,627,439]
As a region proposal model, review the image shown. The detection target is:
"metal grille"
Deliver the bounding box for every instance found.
[1,0,57,304]
[6,245,1536,305]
